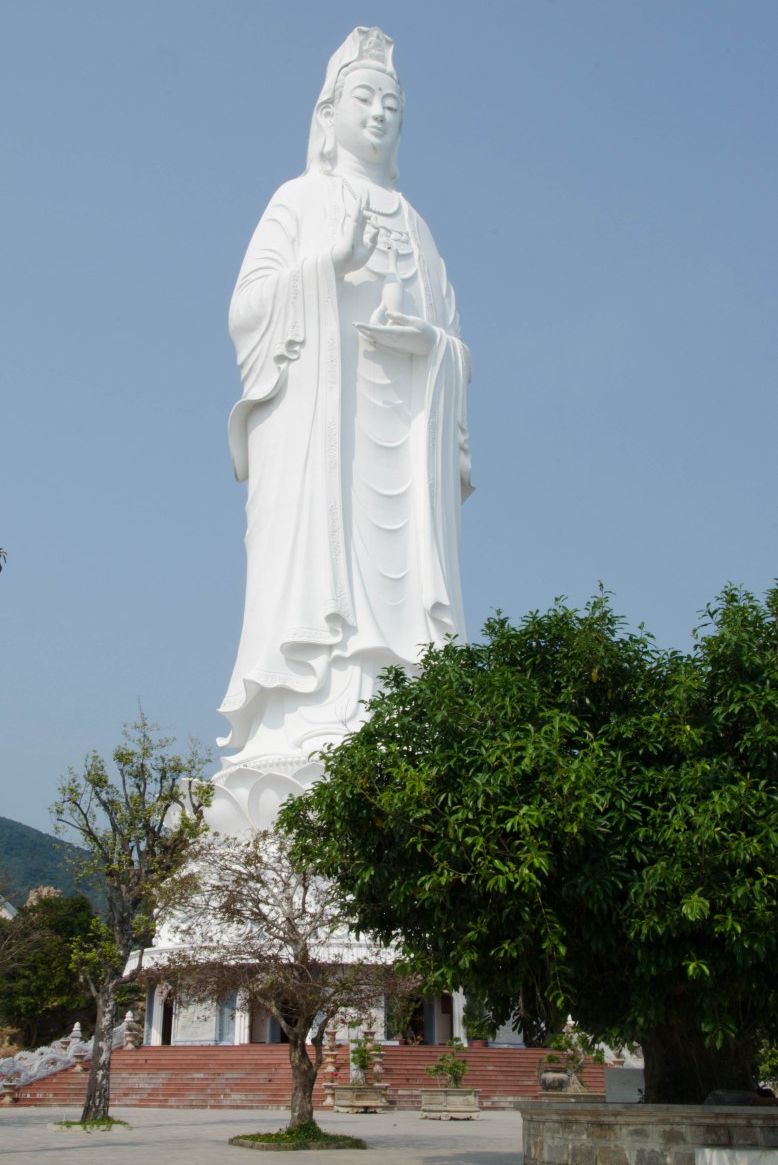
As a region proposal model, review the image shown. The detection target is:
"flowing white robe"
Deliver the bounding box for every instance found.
[219,170,472,763]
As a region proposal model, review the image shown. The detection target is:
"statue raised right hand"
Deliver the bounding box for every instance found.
[331,195,380,277]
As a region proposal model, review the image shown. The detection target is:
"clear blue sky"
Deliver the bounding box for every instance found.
[1,1,776,833]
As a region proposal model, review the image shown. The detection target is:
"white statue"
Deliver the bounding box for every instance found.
[211,28,473,832]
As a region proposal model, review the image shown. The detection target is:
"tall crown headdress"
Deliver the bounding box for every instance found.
[355,27,394,71]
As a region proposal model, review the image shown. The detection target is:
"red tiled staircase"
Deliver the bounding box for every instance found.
[14,1045,604,1109]
[382,1046,604,1109]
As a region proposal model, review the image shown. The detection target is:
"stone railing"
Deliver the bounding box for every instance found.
[0,1011,141,1089]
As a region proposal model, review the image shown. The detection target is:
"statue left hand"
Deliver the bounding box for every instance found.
[355,312,437,357]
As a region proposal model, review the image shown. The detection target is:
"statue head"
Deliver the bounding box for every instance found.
[307,27,404,184]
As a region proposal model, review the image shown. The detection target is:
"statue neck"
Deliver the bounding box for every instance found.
[332,146,393,189]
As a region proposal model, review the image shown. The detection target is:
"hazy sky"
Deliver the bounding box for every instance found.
[2,1,776,833]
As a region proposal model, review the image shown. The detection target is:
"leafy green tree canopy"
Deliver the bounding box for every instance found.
[0,891,95,1047]
[53,712,212,1122]
[280,586,778,1103]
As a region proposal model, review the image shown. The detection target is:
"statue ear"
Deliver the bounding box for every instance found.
[316,102,336,166]
[317,102,334,130]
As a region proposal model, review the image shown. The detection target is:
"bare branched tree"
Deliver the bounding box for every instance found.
[162,830,413,1129]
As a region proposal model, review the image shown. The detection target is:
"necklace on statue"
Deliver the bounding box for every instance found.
[340,174,401,218]
[339,174,414,274]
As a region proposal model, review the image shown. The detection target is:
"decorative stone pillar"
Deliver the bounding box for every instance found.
[452,989,466,1042]
[123,1009,141,1049]
[234,992,251,1045]
[369,1030,384,1082]
[1,1080,18,1104]
[322,1028,339,1107]
[148,984,167,1046]
[362,1029,378,1082]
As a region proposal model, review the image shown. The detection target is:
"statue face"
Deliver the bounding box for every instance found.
[330,67,402,164]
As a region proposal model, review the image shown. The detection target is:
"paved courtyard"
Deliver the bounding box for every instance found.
[0,1105,523,1164]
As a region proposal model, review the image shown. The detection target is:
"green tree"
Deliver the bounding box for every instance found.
[0,891,95,1046]
[53,713,211,1123]
[280,586,778,1103]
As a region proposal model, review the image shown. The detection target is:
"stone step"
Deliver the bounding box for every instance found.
[14,1045,605,1109]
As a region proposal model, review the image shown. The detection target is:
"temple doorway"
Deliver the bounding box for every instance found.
[249,1005,287,1044]
[436,992,453,1043]
[161,996,174,1046]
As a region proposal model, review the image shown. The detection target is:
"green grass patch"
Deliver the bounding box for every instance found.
[229,1120,366,1151]
[55,1117,129,1132]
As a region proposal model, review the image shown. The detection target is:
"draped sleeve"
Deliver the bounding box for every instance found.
[227,186,308,482]
[439,256,474,502]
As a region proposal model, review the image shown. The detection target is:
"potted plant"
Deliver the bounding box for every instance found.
[538,1026,604,1094]
[538,1050,576,1093]
[333,1033,389,1113]
[420,1039,480,1119]
[349,1036,373,1085]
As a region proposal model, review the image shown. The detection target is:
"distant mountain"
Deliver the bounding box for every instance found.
[0,816,103,909]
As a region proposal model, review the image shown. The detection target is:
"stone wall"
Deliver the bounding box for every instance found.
[521,1101,778,1165]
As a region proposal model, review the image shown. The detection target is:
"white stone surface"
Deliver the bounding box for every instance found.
[211,27,472,832]
[697,1153,778,1165]
[603,1066,644,1103]
[169,999,217,1045]
[146,984,168,1047]
[491,1017,526,1047]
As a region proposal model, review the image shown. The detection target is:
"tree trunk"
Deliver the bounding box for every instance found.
[81,979,117,1122]
[642,1023,757,1104]
[287,1029,317,1129]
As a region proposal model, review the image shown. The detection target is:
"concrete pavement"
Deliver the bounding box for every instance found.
[0,1105,523,1164]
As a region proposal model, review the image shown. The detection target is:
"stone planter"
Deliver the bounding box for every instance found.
[332,1083,389,1113]
[539,1062,574,1093]
[520,1100,778,1165]
[419,1087,480,1120]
